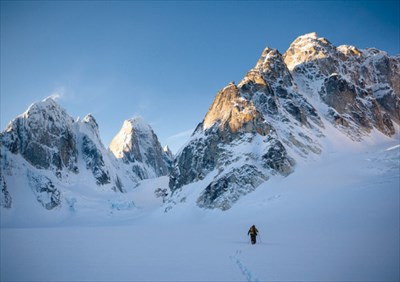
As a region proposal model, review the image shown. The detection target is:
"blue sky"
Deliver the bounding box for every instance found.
[1,1,399,153]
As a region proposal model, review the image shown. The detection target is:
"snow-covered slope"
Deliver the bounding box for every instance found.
[168,32,399,211]
[1,138,398,281]
[0,98,169,214]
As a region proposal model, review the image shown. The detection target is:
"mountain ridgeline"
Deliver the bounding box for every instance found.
[0,99,172,210]
[1,32,399,212]
[167,32,399,210]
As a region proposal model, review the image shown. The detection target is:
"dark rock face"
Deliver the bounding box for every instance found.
[0,98,79,175]
[82,135,111,185]
[0,172,12,209]
[322,74,357,114]
[320,72,396,138]
[376,92,400,124]
[169,126,222,191]
[197,164,268,211]
[262,140,295,176]
[27,171,61,210]
[79,114,112,186]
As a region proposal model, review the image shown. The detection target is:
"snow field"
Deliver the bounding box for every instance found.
[1,138,399,281]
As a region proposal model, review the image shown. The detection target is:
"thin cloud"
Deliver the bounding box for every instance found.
[49,87,66,101]
[167,129,194,140]
[165,128,195,154]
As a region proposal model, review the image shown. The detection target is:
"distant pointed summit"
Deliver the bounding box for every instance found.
[163,145,173,158]
[109,117,171,180]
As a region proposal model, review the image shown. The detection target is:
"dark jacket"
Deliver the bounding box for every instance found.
[248,225,258,236]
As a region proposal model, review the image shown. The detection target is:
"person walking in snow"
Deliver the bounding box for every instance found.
[248,225,259,245]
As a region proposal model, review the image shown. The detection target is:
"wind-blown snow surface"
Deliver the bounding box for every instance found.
[1,134,399,281]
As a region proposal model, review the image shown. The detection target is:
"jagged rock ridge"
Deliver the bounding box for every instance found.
[168,32,399,211]
[0,98,171,210]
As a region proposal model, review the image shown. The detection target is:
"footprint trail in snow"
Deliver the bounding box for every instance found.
[230,249,260,282]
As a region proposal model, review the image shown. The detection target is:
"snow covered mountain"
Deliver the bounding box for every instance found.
[1,32,398,214]
[168,32,399,211]
[0,98,170,211]
[109,117,172,180]
[284,32,399,138]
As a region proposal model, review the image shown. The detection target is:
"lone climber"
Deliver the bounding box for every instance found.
[248,225,259,244]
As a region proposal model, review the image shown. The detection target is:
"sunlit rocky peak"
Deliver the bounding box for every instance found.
[109,117,171,180]
[283,32,336,71]
[202,82,267,135]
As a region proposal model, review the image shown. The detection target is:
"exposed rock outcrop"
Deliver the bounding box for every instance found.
[0,171,12,209]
